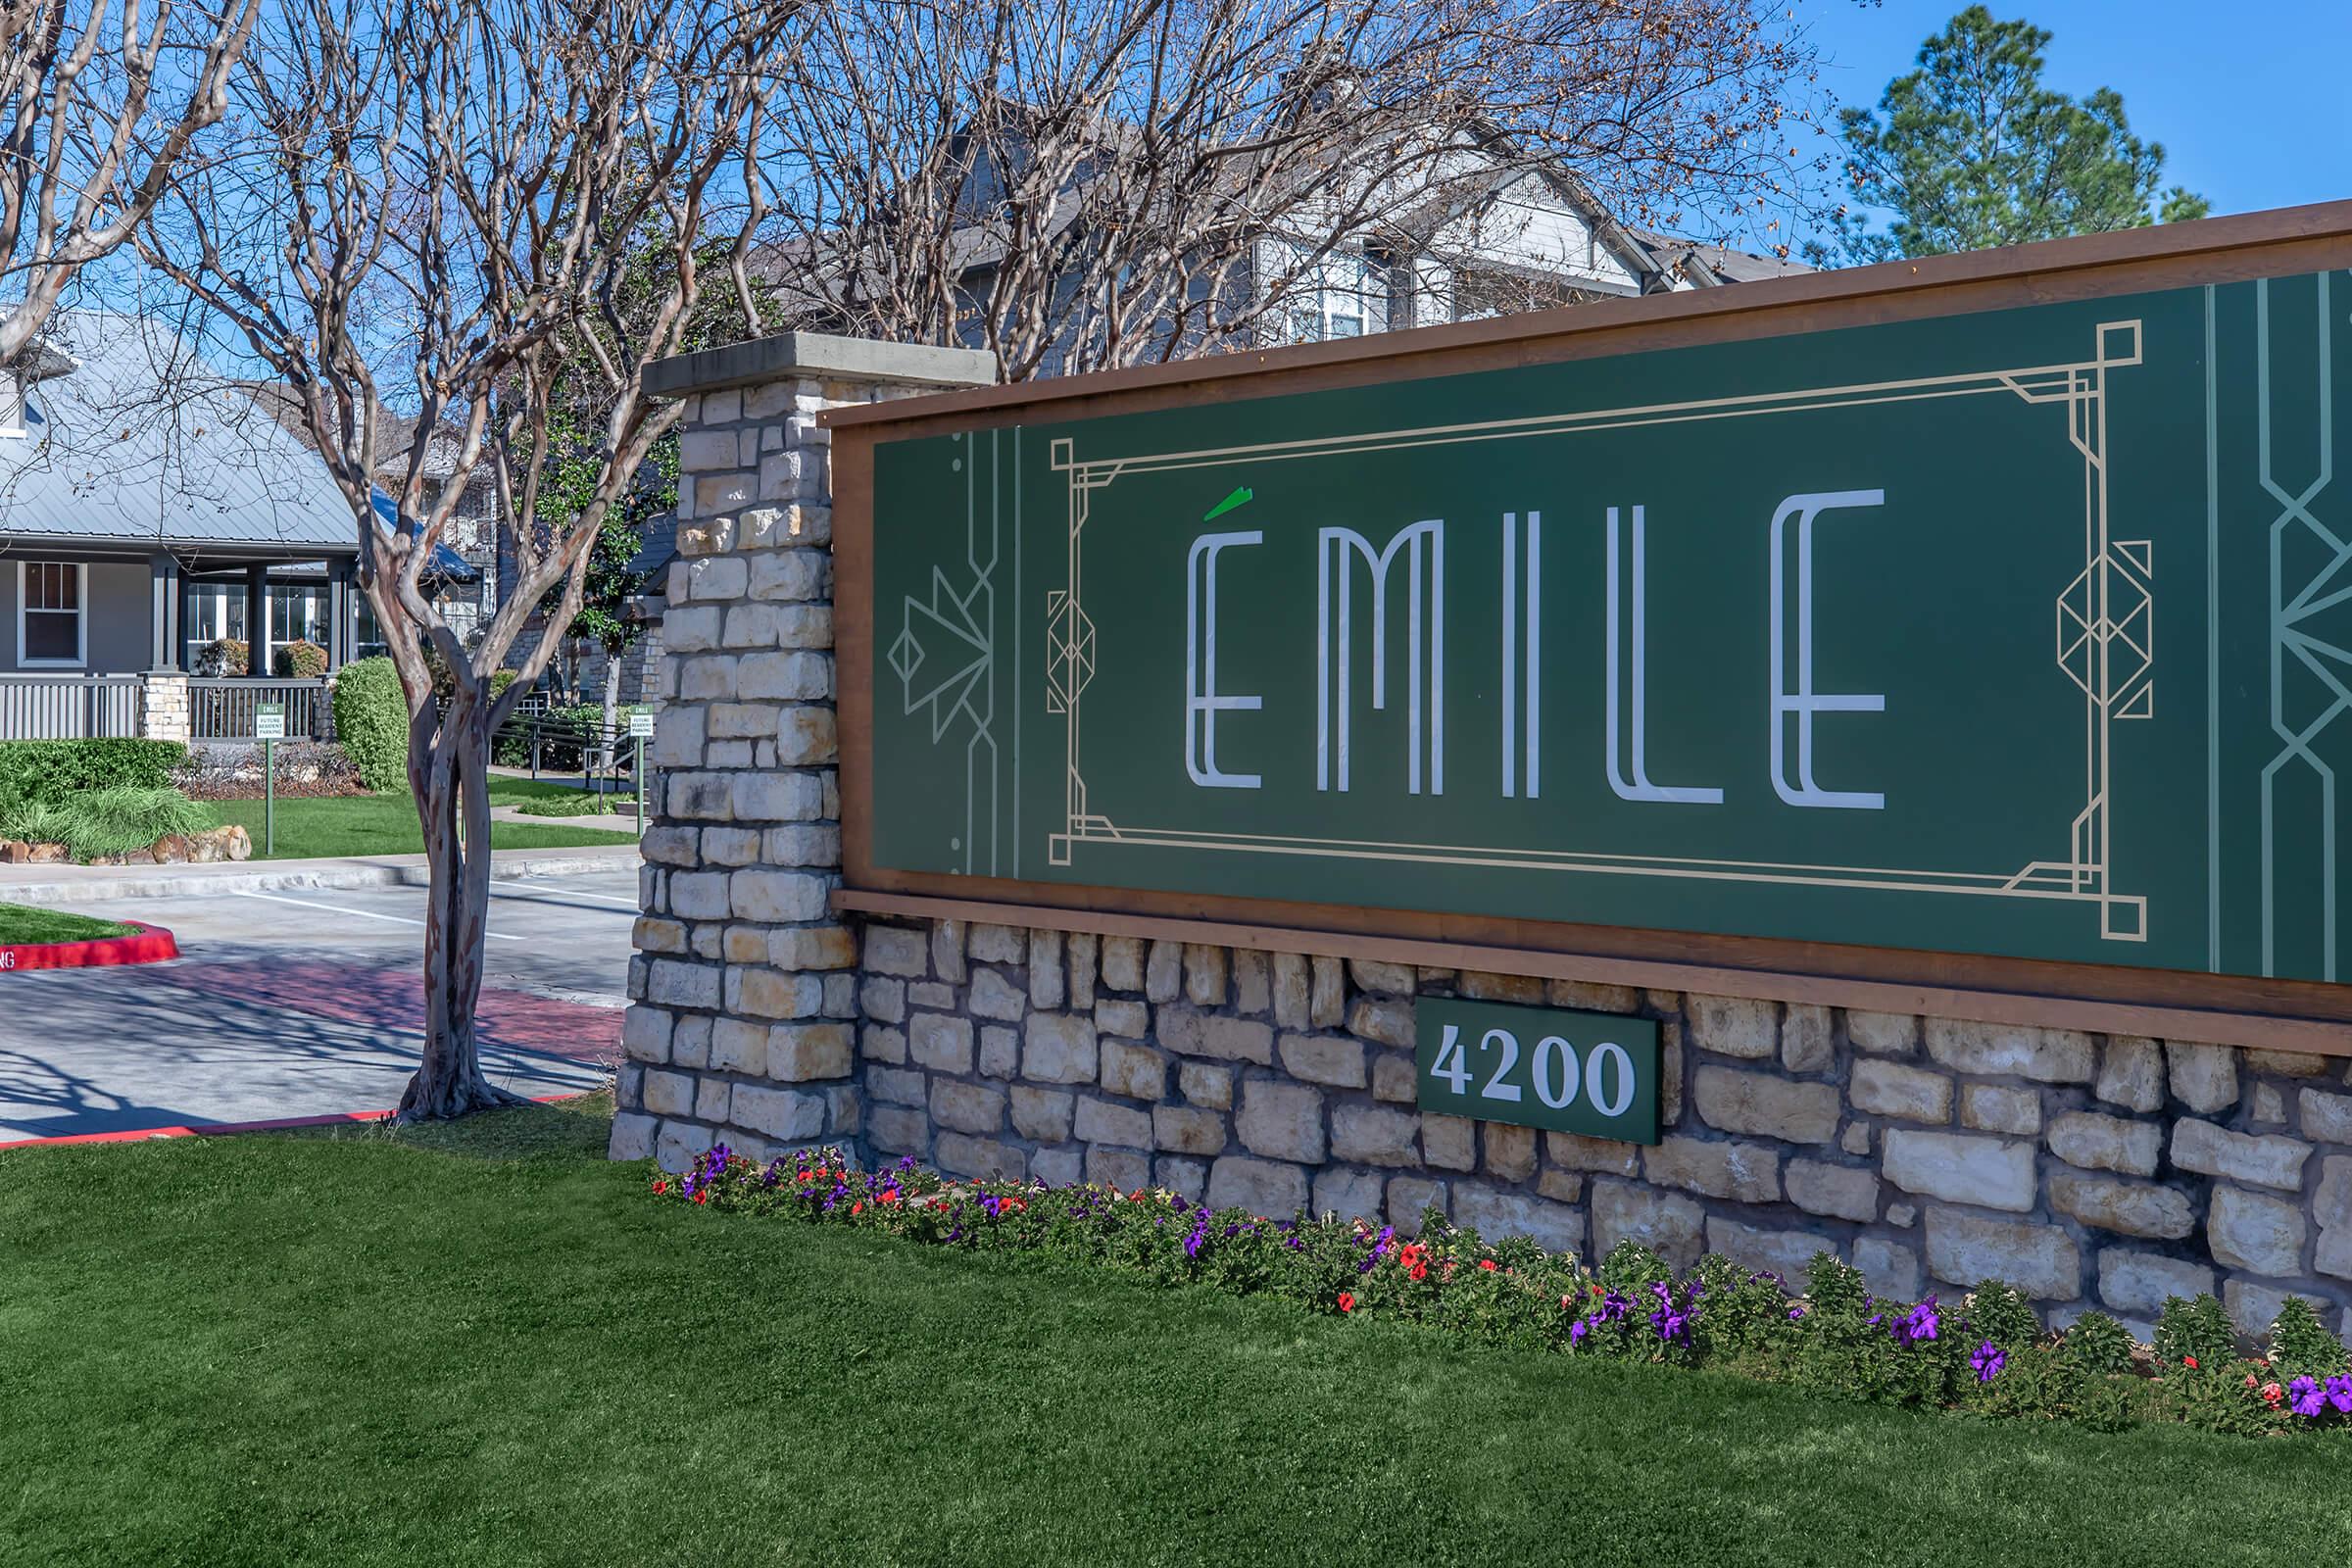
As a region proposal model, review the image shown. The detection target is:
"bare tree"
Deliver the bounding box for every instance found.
[136,0,798,1118]
[1,0,257,365]
[752,0,1826,380]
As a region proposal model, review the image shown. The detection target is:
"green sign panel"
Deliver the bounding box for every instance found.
[1416,1000,1661,1144]
[869,268,2352,984]
[253,703,285,742]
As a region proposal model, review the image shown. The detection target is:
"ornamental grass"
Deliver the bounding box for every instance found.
[655,1144,2352,1441]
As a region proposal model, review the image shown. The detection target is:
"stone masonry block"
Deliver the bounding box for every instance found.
[1207,1155,1309,1218]
[1882,1129,2036,1212]
[1923,1019,2094,1083]
[1156,1006,1273,1064]
[1021,1012,1099,1084]
[1236,1081,1326,1164]
[1690,1065,1839,1145]
[1279,1033,1368,1088]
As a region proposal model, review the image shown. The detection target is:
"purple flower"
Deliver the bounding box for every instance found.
[1971,1341,2006,1384]
[1787,1305,1807,1322]
[1902,1297,1940,1345]
[1569,1318,1590,1348]
[2288,1376,2327,1418]
[2329,1375,2352,1414]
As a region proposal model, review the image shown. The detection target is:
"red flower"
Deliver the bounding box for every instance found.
[1337,1293,1355,1313]
[652,1181,668,1195]
[693,1191,709,1205]
[1479,1258,1497,1272]
[2183,1356,2198,1369]
[797,1170,814,1184]
[2246,1374,2259,1388]
[1408,1263,1428,1282]
[851,1201,864,1216]
[2262,1382,2285,1407]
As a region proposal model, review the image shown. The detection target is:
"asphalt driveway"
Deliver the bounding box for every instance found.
[0,870,640,1144]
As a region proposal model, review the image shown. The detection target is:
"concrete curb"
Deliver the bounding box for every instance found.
[0,921,179,969]
[0,844,642,906]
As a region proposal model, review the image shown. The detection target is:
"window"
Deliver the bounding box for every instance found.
[355,598,387,661]
[18,562,84,666]
[184,584,246,670]
[270,585,327,652]
[1271,248,1389,346]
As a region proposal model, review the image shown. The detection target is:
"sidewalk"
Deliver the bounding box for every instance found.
[0,841,642,906]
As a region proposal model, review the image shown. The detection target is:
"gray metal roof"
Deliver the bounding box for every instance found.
[0,310,357,557]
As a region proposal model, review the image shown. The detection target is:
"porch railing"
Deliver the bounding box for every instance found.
[189,677,328,741]
[0,674,145,740]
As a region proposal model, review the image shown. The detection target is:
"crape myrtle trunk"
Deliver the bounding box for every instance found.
[395,687,523,1121]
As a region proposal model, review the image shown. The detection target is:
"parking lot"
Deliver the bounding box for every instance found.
[0,870,640,1145]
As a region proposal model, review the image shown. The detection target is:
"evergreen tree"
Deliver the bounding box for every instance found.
[1831,7,2208,263]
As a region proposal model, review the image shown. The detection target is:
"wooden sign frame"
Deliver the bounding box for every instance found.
[823,202,2352,1057]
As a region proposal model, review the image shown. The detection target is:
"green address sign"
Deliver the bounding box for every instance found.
[867,267,2351,985]
[1416,1000,1662,1145]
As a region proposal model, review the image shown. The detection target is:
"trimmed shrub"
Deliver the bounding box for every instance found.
[272,639,329,679]
[0,739,189,809]
[332,657,411,794]
[194,638,249,677]
[173,741,366,801]
[0,786,216,860]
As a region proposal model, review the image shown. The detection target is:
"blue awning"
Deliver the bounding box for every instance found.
[370,491,484,586]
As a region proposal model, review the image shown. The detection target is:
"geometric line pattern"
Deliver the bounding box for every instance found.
[1051,324,2154,938]
[2261,270,2339,978]
[894,431,1001,876]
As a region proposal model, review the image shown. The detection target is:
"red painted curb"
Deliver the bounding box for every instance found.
[0,921,178,972]
[0,1094,577,1151]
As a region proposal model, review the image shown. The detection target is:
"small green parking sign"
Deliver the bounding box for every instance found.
[254,703,285,741]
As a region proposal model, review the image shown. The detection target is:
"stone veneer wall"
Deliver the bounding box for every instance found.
[612,335,2352,1343]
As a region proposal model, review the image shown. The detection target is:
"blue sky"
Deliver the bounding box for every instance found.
[1792,0,2352,217]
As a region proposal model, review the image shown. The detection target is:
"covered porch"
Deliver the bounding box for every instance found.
[0,541,365,743]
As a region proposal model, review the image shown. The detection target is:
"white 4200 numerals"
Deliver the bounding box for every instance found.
[1429,1022,1637,1118]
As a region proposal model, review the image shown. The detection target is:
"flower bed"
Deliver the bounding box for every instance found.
[655,1145,2352,1440]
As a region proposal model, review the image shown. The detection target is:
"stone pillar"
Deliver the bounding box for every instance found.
[609,331,996,1170]
[140,670,191,744]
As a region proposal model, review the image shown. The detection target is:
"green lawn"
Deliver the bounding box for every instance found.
[2,1099,2346,1566]
[210,791,637,859]
[489,773,641,818]
[0,900,134,945]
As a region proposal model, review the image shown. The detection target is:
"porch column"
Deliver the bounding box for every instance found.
[148,552,183,671]
[244,563,270,678]
[327,557,356,669]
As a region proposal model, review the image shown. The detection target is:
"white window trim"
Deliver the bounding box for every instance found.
[16,560,87,669]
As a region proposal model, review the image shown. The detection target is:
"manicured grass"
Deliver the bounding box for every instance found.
[2,1099,2347,1565]
[209,791,636,859]
[0,900,134,945]
[489,774,640,818]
